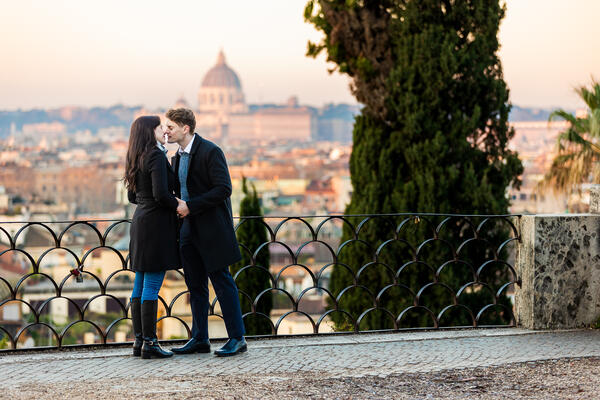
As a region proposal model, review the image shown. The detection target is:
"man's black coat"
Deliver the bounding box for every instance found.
[171,134,242,272]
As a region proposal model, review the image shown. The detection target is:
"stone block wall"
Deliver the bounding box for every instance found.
[514,186,600,329]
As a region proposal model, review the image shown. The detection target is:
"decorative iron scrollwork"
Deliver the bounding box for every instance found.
[0,213,520,351]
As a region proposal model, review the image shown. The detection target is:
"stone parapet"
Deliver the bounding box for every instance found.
[590,185,600,214]
[515,214,600,329]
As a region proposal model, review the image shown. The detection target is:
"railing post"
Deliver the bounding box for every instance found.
[515,186,600,329]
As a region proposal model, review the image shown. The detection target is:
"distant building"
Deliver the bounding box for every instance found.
[0,186,10,212]
[508,121,570,213]
[0,163,120,214]
[188,50,316,142]
[198,51,248,115]
[304,177,336,213]
[316,104,359,143]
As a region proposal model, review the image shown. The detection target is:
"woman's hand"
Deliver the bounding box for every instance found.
[176,197,190,218]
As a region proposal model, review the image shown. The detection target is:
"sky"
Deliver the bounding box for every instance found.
[0,0,598,111]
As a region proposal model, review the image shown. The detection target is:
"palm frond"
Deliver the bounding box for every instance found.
[540,80,600,194]
[575,81,600,110]
[590,108,600,138]
[549,109,576,124]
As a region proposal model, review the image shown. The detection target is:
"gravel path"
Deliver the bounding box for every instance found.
[4,357,599,399]
[1,329,599,399]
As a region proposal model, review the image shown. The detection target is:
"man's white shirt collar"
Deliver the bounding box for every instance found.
[156,141,167,153]
[178,135,195,155]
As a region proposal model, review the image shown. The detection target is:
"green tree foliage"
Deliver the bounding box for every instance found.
[0,334,9,349]
[231,177,273,335]
[305,0,523,330]
[541,80,600,196]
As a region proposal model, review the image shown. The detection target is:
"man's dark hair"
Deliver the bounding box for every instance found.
[166,108,196,134]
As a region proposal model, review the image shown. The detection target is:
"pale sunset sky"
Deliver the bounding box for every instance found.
[0,0,598,110]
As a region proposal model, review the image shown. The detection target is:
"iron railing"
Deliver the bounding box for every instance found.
[0,213,520,351]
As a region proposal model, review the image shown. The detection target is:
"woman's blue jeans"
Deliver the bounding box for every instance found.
[130,271,166,303]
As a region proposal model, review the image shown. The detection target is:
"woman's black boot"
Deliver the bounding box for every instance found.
[141,299,173,359]
[131,297,143,356]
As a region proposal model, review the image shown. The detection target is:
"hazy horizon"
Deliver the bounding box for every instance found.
[1,0,599,111]
[0,99,576,114]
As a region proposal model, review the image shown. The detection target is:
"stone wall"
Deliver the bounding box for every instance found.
[515,187,600,329]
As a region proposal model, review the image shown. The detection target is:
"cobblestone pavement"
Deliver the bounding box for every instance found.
[1,328,600,399]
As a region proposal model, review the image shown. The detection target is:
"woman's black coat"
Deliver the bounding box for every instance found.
[128,147,181,272]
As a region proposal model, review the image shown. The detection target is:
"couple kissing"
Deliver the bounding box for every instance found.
[125,108,246,359]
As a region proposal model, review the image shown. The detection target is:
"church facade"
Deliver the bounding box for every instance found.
[185,50,315,142]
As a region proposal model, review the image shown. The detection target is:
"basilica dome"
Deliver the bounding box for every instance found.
[201,51,242,89]
[198,50,247,114]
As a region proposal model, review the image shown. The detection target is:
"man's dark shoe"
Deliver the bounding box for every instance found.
[171,337,211,354]
[214,337,247,357]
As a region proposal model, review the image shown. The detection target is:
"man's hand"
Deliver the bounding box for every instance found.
[176,198,190,218]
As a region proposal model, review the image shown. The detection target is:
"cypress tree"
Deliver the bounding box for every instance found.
[231,177,273,335]
[305,0,523,330]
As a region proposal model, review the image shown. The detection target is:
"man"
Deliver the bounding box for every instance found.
[164,108,247,357]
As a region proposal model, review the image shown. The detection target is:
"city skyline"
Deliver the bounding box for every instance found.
[1,0,599,110]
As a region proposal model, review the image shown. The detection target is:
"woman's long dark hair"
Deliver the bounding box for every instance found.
[124,115,161,191]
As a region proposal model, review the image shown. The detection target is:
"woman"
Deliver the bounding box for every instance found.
[124,115,181,359]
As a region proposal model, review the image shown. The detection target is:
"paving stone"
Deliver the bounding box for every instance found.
[0,328,599,388]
